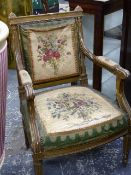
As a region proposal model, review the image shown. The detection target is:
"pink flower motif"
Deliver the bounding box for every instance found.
[53,51,60,59]
[45,49,54,57]
[57,39,62,43]
[43,55,50,62]
[37,35,67,75]
[42,49,53,62]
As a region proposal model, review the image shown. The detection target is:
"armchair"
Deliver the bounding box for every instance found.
[9,7,131,175]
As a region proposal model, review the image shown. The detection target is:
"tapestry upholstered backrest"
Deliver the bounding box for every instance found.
[9,8,87,89]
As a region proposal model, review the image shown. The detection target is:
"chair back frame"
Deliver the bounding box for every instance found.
[9,7,88,90]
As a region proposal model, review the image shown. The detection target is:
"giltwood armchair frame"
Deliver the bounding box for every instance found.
[9,7,131,175]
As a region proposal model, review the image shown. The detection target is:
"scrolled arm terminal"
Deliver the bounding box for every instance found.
[19,70,34,100]
[95,56,130,79]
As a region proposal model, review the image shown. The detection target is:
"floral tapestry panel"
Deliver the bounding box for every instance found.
[35,87,125,136]
[47,93,101,121]
[28,25,79,83]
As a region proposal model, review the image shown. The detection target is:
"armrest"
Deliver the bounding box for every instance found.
[19,69,41,151]
[19,69,32,85]
[19,70,34,100]
[80,36,130,79]
[96,56,130,79]
[79,35,131,119]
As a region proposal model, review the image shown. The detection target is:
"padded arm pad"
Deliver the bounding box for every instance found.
[19,70,32,85]
[19,70,34,100]
[96,56,130,79]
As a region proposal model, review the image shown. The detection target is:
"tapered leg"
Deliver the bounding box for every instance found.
[33,158,43,175]
[123,135,130,164]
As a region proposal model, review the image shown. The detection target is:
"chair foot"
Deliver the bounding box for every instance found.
[33,158,43,175]
[123,135,130,165]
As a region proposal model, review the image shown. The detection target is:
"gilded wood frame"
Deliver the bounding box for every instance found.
[9,6,131,175]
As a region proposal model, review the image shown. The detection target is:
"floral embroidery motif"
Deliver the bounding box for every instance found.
[47,93,101,121]
[37,33,71,75]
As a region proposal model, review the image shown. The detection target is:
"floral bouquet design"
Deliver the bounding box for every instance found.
[47,93,101,121]
[37,33,70,75]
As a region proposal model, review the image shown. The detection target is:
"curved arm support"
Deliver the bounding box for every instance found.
[80,34,131,126]
[116,78,131,126]
[27,99,41,153]
[79,35,130,79]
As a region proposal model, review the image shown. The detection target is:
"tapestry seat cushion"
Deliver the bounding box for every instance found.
[34,86,128,150]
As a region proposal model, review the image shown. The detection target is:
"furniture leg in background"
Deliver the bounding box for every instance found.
[69,0,123,91]
[120,0,131,106]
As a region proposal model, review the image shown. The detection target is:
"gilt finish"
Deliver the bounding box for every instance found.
[9,6,131,175]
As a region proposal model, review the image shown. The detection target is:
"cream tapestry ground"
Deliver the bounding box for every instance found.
[1,70,131,175]
[28,25,79,82]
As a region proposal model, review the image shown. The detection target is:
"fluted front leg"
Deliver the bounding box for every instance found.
[123,134,130,164]
[33,157,43,175]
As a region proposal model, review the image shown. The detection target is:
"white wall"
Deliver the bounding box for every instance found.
[104,10,123,31]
